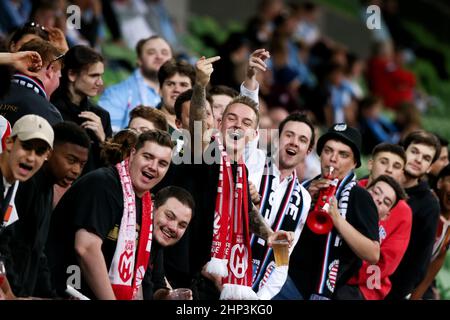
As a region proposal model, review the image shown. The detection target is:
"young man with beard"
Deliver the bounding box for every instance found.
[387,130,441,299]
[411,164,450,299]
[161,56,291,300]
[51,45,112,173]
[250,113,313,300]
[0,122,90,298]
[285,123,380,300]
[46,130,173,300]
[346,143,412,299]
[99,36,173,132]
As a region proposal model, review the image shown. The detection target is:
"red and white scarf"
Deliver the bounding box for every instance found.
[109,159,153,300]
[205,139,258,300]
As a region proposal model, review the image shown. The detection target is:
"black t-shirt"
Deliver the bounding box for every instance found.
[46,166,165,299]
[0,168,55,297]
[387,180,440,300]
[288,185,379,299]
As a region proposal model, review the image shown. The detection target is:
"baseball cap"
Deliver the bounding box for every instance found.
[316,123,362,168]
[11,115,54,148]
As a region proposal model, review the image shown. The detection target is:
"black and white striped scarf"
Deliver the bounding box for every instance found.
[251,159,308,292]
[302,171,357,299]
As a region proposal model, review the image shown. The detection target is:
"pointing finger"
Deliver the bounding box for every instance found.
[203,56,221,64]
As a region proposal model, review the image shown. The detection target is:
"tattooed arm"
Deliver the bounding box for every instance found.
[249,204,295,246]
[190,56,220,153]
[249,203,273,240]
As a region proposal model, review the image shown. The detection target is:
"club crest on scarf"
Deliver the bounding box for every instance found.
[312,172,357,298]
[205,136,258,300]
[326,259,339,292]
[118,247,134,282]
[230,243,248,279]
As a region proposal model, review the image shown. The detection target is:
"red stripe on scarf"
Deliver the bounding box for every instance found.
[112,160,153,300]
[208,142,253,291]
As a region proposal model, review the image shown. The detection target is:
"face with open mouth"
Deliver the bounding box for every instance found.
[153,197,192,247]
[49,143,89,188]
[277,121,312,170]
[6,138,50,182]
[128,141,172,197]
[220,103,257,158]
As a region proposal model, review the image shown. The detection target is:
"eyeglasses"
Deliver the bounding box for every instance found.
[46,53,65,70]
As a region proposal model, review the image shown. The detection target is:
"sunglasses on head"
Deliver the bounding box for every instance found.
[46,53,65,70]
[25,21,47,31]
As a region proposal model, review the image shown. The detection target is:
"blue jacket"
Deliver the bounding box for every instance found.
[98,69,161,132]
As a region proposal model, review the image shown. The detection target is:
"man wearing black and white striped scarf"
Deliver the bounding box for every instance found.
[285,123,380,300]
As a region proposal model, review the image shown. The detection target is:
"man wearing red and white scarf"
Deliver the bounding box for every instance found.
[177,56,293,300]
[46,131,173,300]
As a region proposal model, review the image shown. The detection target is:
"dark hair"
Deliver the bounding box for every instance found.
[434,133,449,159]
[60,45,104,88]
[359,95,382,112]
[129,106,169,132]
[367,174,407,208]
[158,59,196,89]
[101,129,139,165]
[9,22,50,49]
[135,35,172,58]
[437,164,450,180]
[402,130,441,163]
[174,89,193,121]
[19,38,61,68]
[135,129,174,151]
[154,186,195,215]
[174,89,213,121]
[223,95,260,128]
[301,1,318,12]
[435,134,449,148]
[371,143,407,165]
[209,85,239,98]
[53,121,90,148]
[278,112,315,151]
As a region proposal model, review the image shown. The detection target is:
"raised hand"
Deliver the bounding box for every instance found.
[307,178,331,200]
[195,56,220,87]
[246,48,270,79]
[47,27,69,53]
[267,230,295,248]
